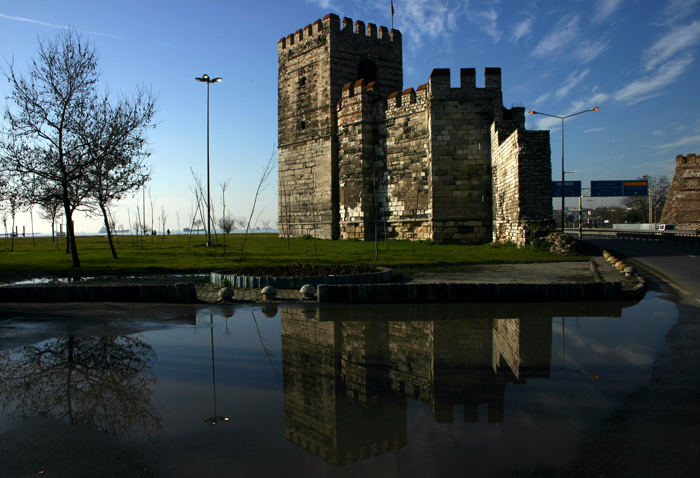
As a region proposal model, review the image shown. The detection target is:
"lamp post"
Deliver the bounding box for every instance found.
[528,107,598,233]
[195,73,222,247]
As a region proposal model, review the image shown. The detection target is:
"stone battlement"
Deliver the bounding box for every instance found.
[428,67,502,93]
[676,153,699,166]
[278,13,400,50]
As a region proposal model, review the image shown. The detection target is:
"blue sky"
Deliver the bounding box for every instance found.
[2,0,699,233]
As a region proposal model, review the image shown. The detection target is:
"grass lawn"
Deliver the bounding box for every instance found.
[0,232,586,276]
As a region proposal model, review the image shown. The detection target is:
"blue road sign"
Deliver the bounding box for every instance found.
[591,180,648,197]
[622,180,649,196]
[552,180,582,197]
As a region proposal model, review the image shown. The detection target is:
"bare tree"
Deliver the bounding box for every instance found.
[218,179,232,253]
[189,168,210,240]
[160,205,167,237]
[278,180,292,249]
[78,88,154,258]
[0,30,97,265]
[240,147,276,260]
[148,188,156,244]
[0,29,155,266]
[1,210,8,241]
[218,215,235,234]
[36,184,64,242]
[623,175,671,223]
[311,164,318,255]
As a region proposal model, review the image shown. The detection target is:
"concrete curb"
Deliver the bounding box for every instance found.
[0,282,198,303]
[210,267,393,289]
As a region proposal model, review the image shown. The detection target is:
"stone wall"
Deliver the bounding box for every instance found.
[337,80,380,239]
[428,68,505,243]
[384,85,432,240]
[660,153,700,230]
[491,121,551,245]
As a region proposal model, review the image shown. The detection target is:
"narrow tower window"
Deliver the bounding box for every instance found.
[299,76,306,86]
[357,60,377,83]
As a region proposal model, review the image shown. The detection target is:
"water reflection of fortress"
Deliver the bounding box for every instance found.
[281,302,633,466]
[281,305,557,466]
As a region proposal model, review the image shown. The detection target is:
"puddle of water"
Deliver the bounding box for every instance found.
[0,293,677,477]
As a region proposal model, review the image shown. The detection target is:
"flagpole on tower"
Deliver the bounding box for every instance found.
[391,0,394,30]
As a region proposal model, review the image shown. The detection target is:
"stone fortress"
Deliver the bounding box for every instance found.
[278,13,553,245]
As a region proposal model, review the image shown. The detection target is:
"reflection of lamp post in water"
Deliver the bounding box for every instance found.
[203,315,230,426]
[556,317,599,380]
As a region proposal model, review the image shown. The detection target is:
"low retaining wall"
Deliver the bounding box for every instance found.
[316,282,625,304]
[0,282,198,303]
[210,267,393,290]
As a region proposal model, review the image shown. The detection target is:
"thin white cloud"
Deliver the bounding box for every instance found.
[512,17,533,42]
[534,16,580,58]
[472,8,501,43]
[589,91,610,105]
[0,12,66,30]
[655,133,700,149]
[644,20,700,71]
[391,0,468,49]
[665,0,700,24]
[555,69,590,100]
[305,0,335,9]
[575,38,609,63]
[584,127,603,133]
[616,54,693,104]
[0,12,124,39]
[593,0,623,24]
[568,95,606,116]
[534,92,550,105]
[532,115,561,131]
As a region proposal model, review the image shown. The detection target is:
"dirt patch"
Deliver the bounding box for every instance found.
[219,264,380,277]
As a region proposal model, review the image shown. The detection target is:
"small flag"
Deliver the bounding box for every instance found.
[391,0,394,16]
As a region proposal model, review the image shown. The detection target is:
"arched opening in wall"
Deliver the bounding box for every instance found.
[357,60,377,83]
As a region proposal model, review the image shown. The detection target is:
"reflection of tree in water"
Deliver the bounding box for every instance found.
[0,335,161,437]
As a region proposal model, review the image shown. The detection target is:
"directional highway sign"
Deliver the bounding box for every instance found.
[591,180,648,197]
[552,181,582,197]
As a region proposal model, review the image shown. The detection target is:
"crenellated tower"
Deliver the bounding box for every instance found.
[278,14,402,239]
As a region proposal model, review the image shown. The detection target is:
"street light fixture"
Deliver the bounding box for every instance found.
[195,73,223,247]
[528,107,598,233]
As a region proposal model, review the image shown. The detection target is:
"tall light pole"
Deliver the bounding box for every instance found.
[528,107,598,233]
[195,73,222,247]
